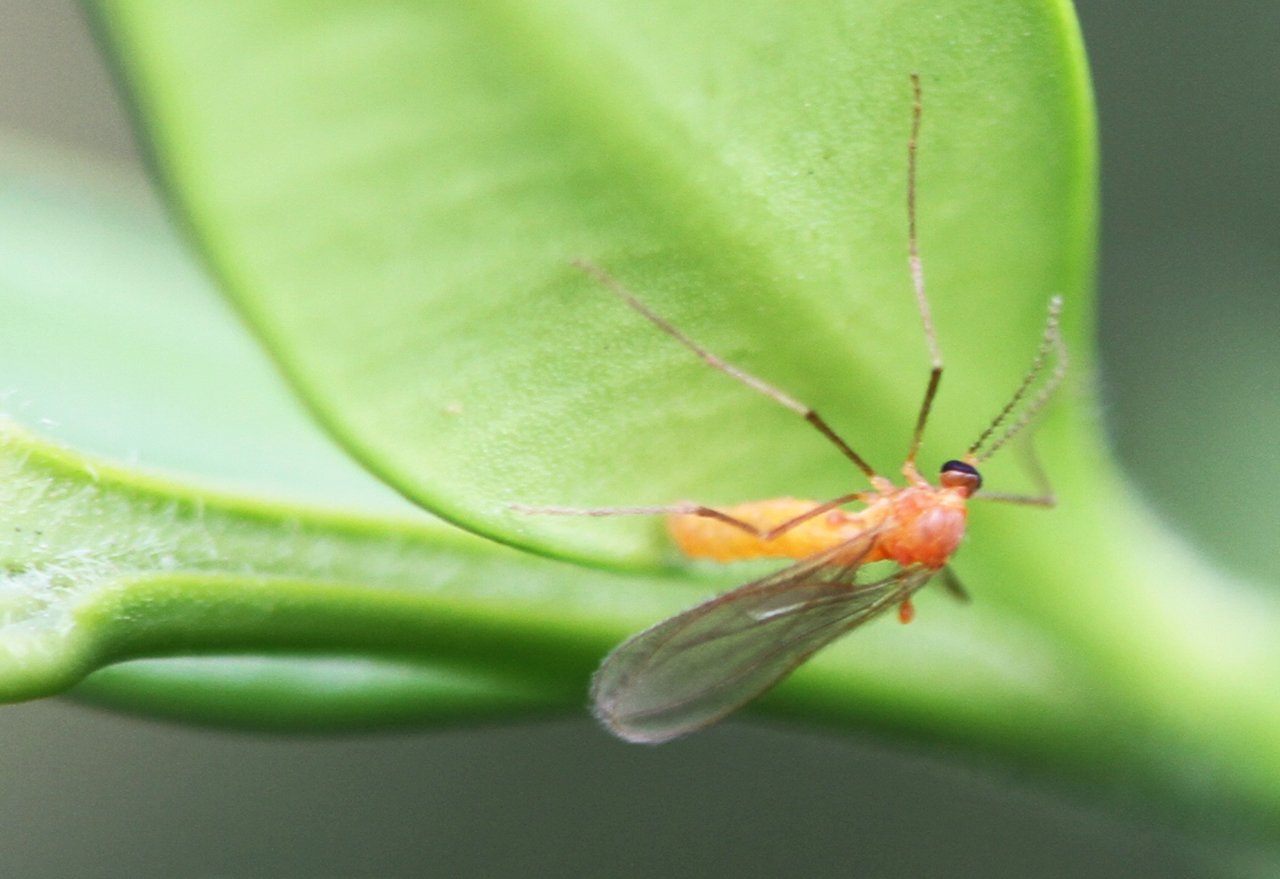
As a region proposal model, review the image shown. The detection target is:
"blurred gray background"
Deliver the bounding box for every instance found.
[0,2,1274,877]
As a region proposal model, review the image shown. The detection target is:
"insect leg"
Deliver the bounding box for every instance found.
[938,565,971,603]
[571,258,884,485]
[904,73,944,469]
[973,492,1056,507]
[513,492,867,541]
[972,437,1057,507]
[755,492,867,540]
[510,502,774,538]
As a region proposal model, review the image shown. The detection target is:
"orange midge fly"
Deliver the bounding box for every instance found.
[520,75,1067,743]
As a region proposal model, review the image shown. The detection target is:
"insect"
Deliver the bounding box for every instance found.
[523,75,1067,743]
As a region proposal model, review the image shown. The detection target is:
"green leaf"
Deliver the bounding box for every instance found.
[0,151,594,724]
[26,0,1276,826]
[91,0,1094,564]
[0,153,1082,742]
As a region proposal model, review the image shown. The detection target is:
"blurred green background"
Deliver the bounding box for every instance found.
[0,2,1274,876]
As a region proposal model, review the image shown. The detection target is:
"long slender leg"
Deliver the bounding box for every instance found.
[973,492,1055,507]
[511,491,867,541]
[904,73,944,467]
[972,438,1056,507]
[511,502,766,536]
[754,492,866,540]
[572,258,883,485]
[938,566,971,603]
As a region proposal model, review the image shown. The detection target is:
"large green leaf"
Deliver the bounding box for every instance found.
[0,152,1080,742]
[13,0,1270,825]
[0,155,584,723]
[92,0,1094,564]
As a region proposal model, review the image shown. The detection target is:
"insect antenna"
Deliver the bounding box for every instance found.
[904,72,944,468]
[571,257,882,482]
[968,296,1067,463]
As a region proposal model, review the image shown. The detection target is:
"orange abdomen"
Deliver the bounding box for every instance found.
[667,498,876,563]
[667,488,970,570]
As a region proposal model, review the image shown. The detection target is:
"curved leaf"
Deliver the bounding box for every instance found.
[0,150,595,722]
[64,0,1280,822]
[0,153,1080,738]
[92,0,1095,565]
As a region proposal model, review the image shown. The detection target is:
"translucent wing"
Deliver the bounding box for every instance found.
[592,533,934,744]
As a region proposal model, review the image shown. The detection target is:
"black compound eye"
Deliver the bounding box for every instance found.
[940,459,982,492]
[941,459,979,478]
